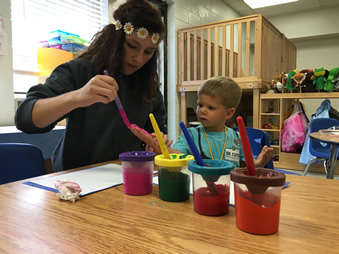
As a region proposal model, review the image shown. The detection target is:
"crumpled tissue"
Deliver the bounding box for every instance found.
[55,180,82,203]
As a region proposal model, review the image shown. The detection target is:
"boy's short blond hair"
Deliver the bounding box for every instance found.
[198,76,242,109]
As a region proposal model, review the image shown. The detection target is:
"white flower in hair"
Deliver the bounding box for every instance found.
[124,22,134,35]
[115,20,122,30]
[137,27,149,40]
[151,33,160,44]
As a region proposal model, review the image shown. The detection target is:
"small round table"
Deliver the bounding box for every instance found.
[310,131,339,179]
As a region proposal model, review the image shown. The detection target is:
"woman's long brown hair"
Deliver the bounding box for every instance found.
[78,0,164,106]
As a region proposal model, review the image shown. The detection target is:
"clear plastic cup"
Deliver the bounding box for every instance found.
[119,151,156,196]
[154,154,194,202]
[188,159,234,216]
[230,168,286,234]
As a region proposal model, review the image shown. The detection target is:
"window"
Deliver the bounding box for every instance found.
[11,0,108,93]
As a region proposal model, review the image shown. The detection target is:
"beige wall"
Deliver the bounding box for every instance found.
[0,0,15,125]
[108,0,126,23]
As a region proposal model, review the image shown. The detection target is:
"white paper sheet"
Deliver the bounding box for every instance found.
[24,163,123,196]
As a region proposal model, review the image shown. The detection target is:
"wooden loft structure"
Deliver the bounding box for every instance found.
[177,14,296,128]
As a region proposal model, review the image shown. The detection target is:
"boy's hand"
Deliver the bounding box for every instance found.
[254,146,273,168]
[145,135,173,154]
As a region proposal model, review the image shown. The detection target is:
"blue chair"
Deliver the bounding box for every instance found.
[234,126,274,169]
[0,143,46,184]
[303,118,339,176]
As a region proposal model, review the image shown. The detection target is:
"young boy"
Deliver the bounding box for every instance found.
[169,76,272,168]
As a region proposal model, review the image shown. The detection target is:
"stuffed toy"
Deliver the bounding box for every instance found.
[298,69,316,92]
[324,67,339,92]
[312,67,329,91]
[300,69,314,74]
[264,80,276,94]
[334,76,339,91]
[301,71,317,92]
[285,69,298,91]
[269,73,286,93]
[291,72,306,88]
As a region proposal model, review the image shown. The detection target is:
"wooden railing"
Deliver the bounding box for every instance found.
[177,14,296,91]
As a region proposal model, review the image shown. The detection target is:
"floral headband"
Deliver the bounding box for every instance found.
[115,20,160,44]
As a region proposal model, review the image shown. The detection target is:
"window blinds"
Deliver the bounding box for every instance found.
[11,0,108,90]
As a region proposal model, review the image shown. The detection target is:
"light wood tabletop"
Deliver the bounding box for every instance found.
[310,131,339,145]
[1,161,339,253]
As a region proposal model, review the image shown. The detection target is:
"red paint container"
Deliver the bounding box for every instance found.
[230,168,286,235]
[194,184,230,216]
[188,159,234,216]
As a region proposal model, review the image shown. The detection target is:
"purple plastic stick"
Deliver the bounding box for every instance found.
[104,70,131,128]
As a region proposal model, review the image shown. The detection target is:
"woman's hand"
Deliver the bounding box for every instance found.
[145,134,173,154]
[129,125,173,154]
[75,74,119,107]
[129,125,158,151]
[32,75,120,128]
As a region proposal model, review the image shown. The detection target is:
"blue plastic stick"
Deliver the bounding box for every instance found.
[179,121,205,166]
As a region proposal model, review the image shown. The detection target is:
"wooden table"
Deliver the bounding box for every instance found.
[310,131,339,179]
[1,162,339,253]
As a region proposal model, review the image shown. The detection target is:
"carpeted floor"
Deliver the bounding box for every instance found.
[276,168,334,178]
[275,168,301,176]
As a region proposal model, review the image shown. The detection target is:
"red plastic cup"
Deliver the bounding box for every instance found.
[188,159,234,216]
[230,168,286,234]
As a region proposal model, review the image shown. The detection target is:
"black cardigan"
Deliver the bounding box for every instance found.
[15,58,167,171]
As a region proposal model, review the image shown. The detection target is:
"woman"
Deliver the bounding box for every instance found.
[15,0,168,171]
